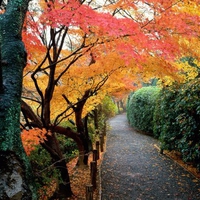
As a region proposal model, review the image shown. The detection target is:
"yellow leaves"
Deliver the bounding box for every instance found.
[157,76,175,87]
[21,128,51,156]
[84,92,105,115]
[174,61,199,82]
[20,0,200,145]
[139,56,177,79]
[178,37,200,61]
[131,51,199,87]
[23,75,35,89]
[156,58,199,87]
[49,51,132,120]
[173,1,200,16]
[23,72,48,97]
[37,0,47,11]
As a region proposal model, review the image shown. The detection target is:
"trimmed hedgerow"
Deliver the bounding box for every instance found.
[126,92,134,124]
[127,86,160,134]
[153,79,200,169]
[127,80,200,169]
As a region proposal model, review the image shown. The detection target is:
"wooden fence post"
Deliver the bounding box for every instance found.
[93,149,98,162]
[101,132,105,144]
[90,161,97,190]
[96,129,99,135]
[100,134,104,152]
[86,184,93,200]
[96,141,100,160]
[103,122,107,136]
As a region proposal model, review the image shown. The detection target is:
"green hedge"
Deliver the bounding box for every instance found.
[126,91,134,124]
[127,86,160,134]
[154,79,200,168]
[127,80,200,169]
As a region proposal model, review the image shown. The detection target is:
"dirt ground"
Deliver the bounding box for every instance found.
[66,151,104,200]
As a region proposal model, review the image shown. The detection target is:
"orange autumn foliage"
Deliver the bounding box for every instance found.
[21,128,51,155]
[21,0,200,154]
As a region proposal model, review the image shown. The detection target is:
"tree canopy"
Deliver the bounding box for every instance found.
[22,0,200,124]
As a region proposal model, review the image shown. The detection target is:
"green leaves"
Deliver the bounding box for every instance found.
[127,78,200,170]
[154,79,200,169]
[127,86,160,134]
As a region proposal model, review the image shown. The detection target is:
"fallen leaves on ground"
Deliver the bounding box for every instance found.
[66,139,200,200]
[164,150,200,179]
[154,144,200,179]
[66,151,104,200]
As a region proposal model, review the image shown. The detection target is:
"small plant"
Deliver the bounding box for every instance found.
[28,136,78,199]
[28,145,60,199]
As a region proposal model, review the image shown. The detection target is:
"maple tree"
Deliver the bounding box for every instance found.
[20,0,200,198]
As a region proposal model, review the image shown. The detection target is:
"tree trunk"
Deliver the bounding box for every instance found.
[82,115,93,164]
[93,108,99,132]
[52,125,85,165]
[74,90,91,165]
[0,0,36,199]
[40,133,73,198]
[21,100,85,195]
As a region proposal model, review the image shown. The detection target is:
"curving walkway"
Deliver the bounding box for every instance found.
[101,113,200,200]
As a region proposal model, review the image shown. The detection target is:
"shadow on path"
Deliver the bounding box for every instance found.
[101,113,200,200]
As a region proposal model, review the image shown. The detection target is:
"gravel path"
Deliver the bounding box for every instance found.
[101,113,200,200]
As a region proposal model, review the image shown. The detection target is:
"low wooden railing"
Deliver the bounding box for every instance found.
[86,129,106,200]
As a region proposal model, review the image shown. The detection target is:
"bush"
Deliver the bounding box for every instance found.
[57,135,78,161]
[101,96,118,119]
[127,79,200,169]
[85,95,118,143]
[126,92,134,123]
[127,86,160,134]
[28,146,60,198]
[153,84,182,145]
[96,95,118,131]
[28,137,78,198]
[154,79,200,169]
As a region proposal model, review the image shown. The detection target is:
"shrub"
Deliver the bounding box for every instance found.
[153,84,182,146]
[127,86,160,134]
[126,92,134,123]
[85,95,118,143]
[127,79,200,169]
[28,136,78,198]
[96,95,118,130]
[153,94,168,139]
[57,135,78,161]
[101,96,118,118]
[154,79,200,169]
[28,146,60,198]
